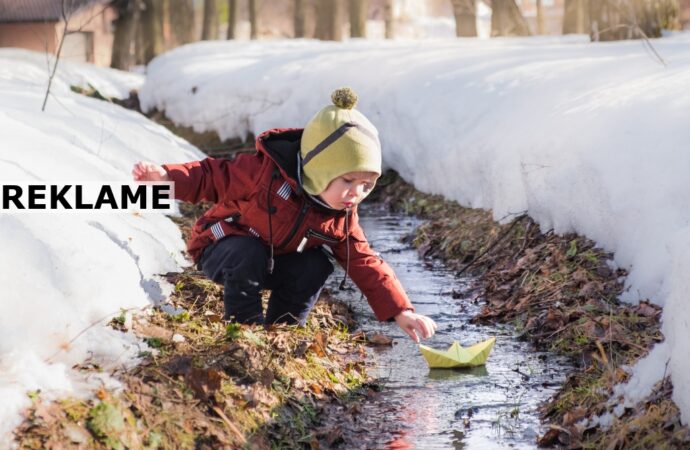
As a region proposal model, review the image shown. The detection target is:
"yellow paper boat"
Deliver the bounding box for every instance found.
[419,337,496,369]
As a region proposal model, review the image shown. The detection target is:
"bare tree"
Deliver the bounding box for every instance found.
[384,0,394,39]
[536,0,545,34]
[680,0,690,28]
[201,0,219,40]
[450,0,477,37]
[350,0,368,37]
[589,0,679,41]
[169,0,195,46]
[563,0,588,34]
[315,0,343,40]
[44,1,110,110]
[294,0,306,37]
[249,0,259,39]
[491,0,530,36]
[227,0,238,38]
[111,0,142,69]
[140,0,164,63]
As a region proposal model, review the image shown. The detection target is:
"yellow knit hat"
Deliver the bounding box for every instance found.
[300,87,382,195]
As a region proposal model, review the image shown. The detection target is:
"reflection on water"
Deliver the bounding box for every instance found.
[426,366,489,381]
[330,205,572,450]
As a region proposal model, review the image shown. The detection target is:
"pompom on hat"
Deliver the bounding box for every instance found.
[300,87,382,195]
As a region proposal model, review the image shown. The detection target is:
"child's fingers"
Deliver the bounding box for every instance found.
[416,316,436,339]
[404,326,420,343]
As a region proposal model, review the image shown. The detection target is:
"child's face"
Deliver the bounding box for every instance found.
[319,171,379,210]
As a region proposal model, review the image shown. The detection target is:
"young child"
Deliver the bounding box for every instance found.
[132,87,437,343]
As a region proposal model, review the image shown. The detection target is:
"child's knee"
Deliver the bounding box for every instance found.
[300,249,334,284]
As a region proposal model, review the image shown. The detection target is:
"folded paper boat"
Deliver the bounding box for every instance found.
[419,337,496,369]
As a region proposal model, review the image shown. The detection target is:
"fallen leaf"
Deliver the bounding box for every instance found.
[366,333,393,346]
[259,368,274,387]
[186,367,223,400]
[204,310,222,323]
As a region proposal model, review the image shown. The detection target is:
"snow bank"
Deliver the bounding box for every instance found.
[0,49,204,445]
[139,35,690,423]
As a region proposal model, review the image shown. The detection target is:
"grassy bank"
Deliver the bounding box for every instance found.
[14,202,400,450]
[377,174,689,449]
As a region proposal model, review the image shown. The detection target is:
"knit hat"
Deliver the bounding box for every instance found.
[300,87,382,195]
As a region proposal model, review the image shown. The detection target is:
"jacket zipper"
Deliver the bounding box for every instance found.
[297,228,340,252]
[278,203,311,249]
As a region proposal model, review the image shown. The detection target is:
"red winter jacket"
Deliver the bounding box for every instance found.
[162,128,413,321]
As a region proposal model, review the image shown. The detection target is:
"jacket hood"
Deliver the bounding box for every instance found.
[256,128,346,215]
[256,128,303,187]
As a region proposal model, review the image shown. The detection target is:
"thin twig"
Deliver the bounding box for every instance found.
[44,306,147,363]
[456,214,528,277]
[42,1,111,111]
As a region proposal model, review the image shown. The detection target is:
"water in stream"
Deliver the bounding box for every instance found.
[330,205,572,449]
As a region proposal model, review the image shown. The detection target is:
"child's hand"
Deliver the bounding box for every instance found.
[394,310,438,343]
[132,161,169,182]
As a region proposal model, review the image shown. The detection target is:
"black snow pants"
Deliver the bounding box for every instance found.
[199,236,334,326]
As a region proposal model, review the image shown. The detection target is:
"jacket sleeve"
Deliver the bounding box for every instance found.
[162,154,260,204]
[331,210,414,321]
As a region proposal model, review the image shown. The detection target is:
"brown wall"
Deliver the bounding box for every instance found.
[57,4,116,66]
[0,4,115,67]
[0,22,58,53]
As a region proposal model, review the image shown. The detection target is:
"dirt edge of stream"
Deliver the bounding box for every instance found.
[374,174,689,449]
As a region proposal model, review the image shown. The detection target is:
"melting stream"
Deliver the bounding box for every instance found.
[331,205,572,449]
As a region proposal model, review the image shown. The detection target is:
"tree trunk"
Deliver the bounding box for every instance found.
[141,0,164,64]
[563,0,588,34]
[680,0,690,29]
[491,0,530,36]
[249,0,258,39]
[589,0,679,42]
[294,0,306,37]
[201,0,219,40]
[536,0,545,34]
[111,0,141,69]
[315,0,343,41]
[350,0,367,38]
[227,0,237,39]
[169,0,195,46]
[450,0,477,37]
[384,0,394,39]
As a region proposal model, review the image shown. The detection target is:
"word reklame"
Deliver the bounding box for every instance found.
[1,183,174,212]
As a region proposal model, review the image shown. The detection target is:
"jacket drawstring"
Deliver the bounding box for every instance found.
[339,210,350,290]
[266,169,279,274]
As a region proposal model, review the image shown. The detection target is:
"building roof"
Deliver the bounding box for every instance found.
[0,0,108,23]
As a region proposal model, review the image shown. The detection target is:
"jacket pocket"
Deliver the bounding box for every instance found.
[296,228,341,252]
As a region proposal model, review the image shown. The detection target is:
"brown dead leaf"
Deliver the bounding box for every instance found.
[204,310,222,323]
[562,407,587,426]
[572,268,590,284]
[366,333,393,346]
[310,331,329,357]
[259,368,275,387]
[633,300,660,318]
[580,281,603,298]
[186,367,223,400]
[134,323,173,342]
